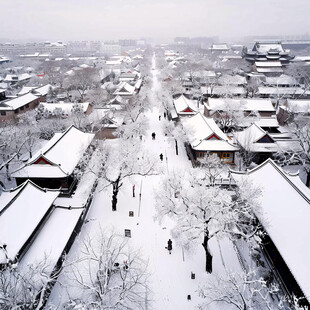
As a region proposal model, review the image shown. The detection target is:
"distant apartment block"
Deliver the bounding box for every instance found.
[0,41,67,56]
[101,41,121,56]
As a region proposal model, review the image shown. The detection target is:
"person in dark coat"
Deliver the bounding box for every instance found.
[167,239,172,254]
[160,153,163,161]
[152,132,156,140]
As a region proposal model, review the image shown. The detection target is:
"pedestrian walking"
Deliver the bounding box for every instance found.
[167,239,172,254]
[152,132,156,140]
[133,184,135,197]
[164,112,167,119]
[159,115,161,121]
[160,153,163,161]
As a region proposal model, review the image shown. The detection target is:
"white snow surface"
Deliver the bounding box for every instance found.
[0,93,38,111]
[0,183,24,213]
[18,207,83,272]
[206,98,275,112]
[0,181,59,263]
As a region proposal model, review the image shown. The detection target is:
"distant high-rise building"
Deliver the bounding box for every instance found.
[101,41,121,56]
[119,39,137,47]
[0,41,67,56]
[173,36,218,48]
[90,41,102,52]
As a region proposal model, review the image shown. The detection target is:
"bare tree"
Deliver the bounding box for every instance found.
[161,119,191,155]
[60,230,150,309]
[234,129,256,170]
[115,91,150,140]
[276,120,310,187]
[0,257,61,310]
[94,139,158,211]
[85,87,111,107]
[0,123,26,181]
[214,98,246,133]
[69,103,89,130]
[64,68,100,102]
[198,269,281,310]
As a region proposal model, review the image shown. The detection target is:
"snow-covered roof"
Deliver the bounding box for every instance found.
[0,93,39,111]
[239,117,279,129]
[253,42,284,53]
[12,126,95,179]
[91,108,124,128]
[134,78,143,90]
[256,67,284,74]
[182,112,238,152]
[231,159,310,302]
[218,74,246,86]
[211,43,229,50]
[108,95,128,105]
[33,84,52,96]
[265,75,298,86]
[285,99,310,113]
[206,98,275,112]
[201,86,246,96]
[17,84,52,97]
[173,95,198,115]
[257,87,307,96]
[4,73,32,82]
[18,207,83,272]
[113,82,135,96]
[17,86,36,96]
[234,123,278,153]
[255,61,282,67]
[40,102,90,114]
[119,72,137,79]
[252,117,279,128]
[0,181,59,263]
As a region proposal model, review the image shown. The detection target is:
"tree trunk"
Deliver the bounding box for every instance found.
[306,171,310,188]
[175,139,178,156]
[112,176,121,211]
[202,233,212,273]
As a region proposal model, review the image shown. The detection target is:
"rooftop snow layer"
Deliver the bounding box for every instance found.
[0,93,38,111]
[13,126,94,178]
[206,98,275,112]
[173,95,198,114]
[231,159,310,302]
[0,181,59,263]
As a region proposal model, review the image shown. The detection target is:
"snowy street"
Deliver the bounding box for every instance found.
[47,53,247,310]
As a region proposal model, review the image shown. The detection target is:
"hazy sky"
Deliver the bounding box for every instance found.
[1,0,310,42]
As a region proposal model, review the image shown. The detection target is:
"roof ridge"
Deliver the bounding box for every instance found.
[251,123,271,142]
[232,159,310,204]
[41,125,80,156]
[0,180,59,216]
[198,113,215,137]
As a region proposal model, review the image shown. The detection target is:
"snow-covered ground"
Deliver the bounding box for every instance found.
[47,53,249,310]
